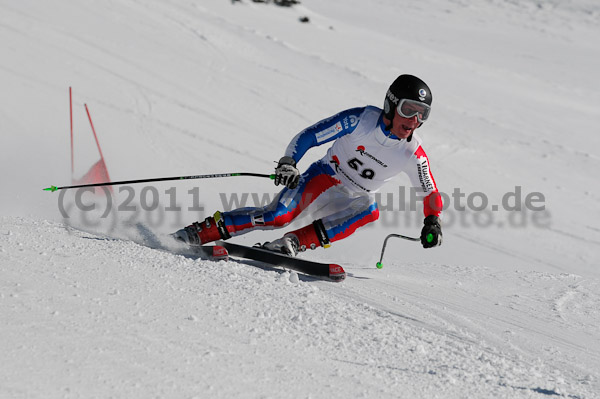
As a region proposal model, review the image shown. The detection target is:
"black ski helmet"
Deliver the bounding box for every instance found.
[383,74,432,140]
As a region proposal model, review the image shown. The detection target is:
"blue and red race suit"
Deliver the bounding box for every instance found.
[220,106,442,245]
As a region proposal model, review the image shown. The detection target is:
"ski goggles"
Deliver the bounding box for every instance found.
[396,99,431,123]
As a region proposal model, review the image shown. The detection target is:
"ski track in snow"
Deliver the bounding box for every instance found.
[1,217,598,398]
[1,0,600,397]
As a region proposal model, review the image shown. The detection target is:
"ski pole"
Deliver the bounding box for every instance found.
[43,172,275,192]
[376,233,429,269]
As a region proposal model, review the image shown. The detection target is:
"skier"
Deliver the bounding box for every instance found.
[174,74,443,255]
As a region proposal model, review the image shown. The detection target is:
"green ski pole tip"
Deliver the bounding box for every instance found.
[43,186,58,192]
[376,262,383,269]
[427,233,434,243]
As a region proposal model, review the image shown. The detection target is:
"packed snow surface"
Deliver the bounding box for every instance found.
[1,0,599,398]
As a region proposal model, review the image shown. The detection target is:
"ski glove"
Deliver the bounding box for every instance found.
[420,215,442,248]
[274,156,300,189]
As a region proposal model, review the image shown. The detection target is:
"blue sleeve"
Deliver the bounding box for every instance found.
[284,107,365,163]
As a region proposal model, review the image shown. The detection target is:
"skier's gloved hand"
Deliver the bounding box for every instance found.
[420,215,442,248]
[274,156,300,189]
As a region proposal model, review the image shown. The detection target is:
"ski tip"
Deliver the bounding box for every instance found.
[328,264,346,282]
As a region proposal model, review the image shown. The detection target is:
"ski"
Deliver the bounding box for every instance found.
[214,241,346,282]
[195,244,229,261]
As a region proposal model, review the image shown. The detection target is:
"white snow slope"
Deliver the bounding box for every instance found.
[1,0,600,398]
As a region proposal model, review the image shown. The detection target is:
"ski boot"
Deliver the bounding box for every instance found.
[260,220,331,256]
[172,211,231,246]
